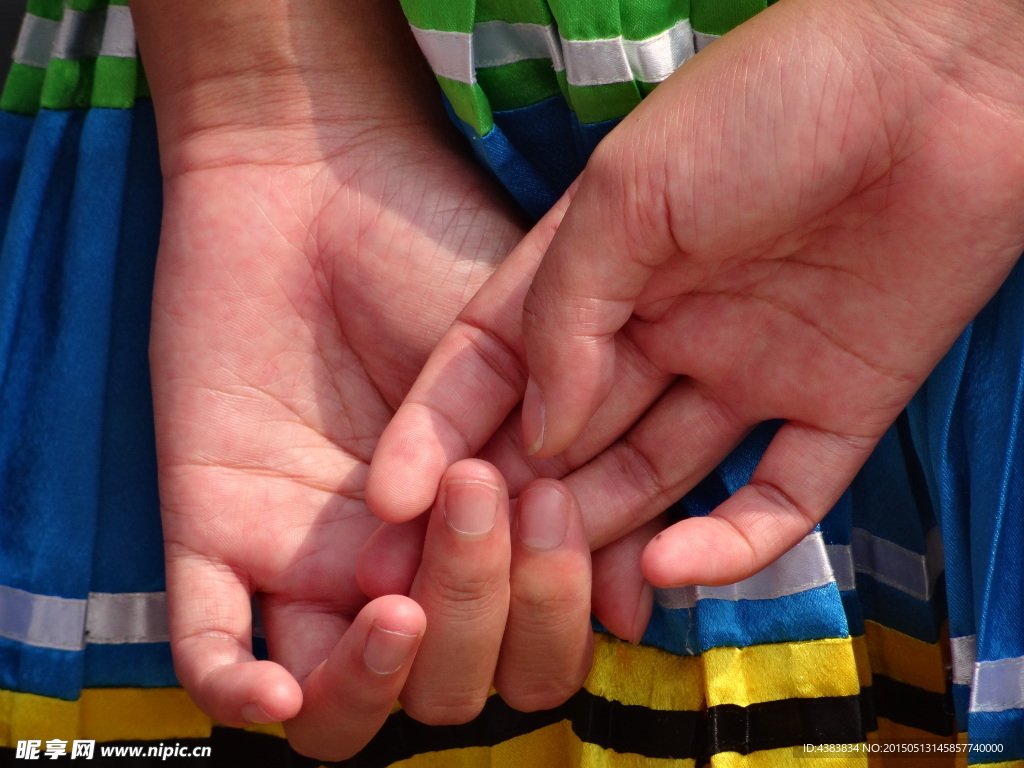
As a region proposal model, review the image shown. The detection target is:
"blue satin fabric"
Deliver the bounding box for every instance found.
[467,94,1024,758]
[444,93,619,219]
[0,102,174,699]
[1,85,1022,759]
[909,260,1024,754]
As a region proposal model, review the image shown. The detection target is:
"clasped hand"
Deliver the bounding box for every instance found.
[149,0,1024,761]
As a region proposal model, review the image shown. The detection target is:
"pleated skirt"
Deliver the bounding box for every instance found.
[1,2,1022,765]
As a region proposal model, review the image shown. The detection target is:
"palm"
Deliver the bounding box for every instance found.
[149,127,524,711]
[630,4,1020,428]
[520,0,1024,582]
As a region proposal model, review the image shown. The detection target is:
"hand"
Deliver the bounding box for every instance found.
[148,74,587,764]
[369,0,1024,587]
[138,0,591,759]
[357,461,593,723]
[364,196,671,642]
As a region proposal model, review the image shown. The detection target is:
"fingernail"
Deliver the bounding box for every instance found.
[522,378,545,456]
[241,702,276,724]
[443,479,499,536]
[517,485,569,550]
[364,622,419,675]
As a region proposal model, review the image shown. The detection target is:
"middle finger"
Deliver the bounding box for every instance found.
[400,459,512,725]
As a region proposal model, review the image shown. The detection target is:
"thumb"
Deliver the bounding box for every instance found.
[520,137,677,457]
[164,544,302,726]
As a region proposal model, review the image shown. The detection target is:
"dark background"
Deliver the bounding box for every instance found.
[1,1,28,85]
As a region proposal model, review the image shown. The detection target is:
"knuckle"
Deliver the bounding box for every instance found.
[612,438,673,512]
[496,625,592,712]
[457,320,528,395]
[584,138,662,255]
[509,585,589,629]
[422,569,509,622]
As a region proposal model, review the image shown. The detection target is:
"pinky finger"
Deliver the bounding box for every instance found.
[284,596,426,761]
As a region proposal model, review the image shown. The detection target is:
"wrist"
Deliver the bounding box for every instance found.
[130,0,451,175]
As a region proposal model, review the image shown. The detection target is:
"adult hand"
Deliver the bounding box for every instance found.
[137,0,592,759]
[363,194,671,642]
[369,0,1024,586]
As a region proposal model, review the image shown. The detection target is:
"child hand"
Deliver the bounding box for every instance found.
[150,119,591,758]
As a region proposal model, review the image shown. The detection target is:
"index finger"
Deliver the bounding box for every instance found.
[366,198,570,524]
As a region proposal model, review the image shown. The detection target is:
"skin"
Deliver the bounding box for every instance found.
[135,1,597,759]
[136,0,1024,757]
[368,0,1024,587]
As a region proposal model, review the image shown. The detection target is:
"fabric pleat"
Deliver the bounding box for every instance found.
[2,0,1024,765]
[0,101,171,702]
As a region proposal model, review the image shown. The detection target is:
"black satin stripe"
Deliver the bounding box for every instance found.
[341,690,866,764]
[706,697,863,755]
[871,674,956,736]
[0,678,955,768]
